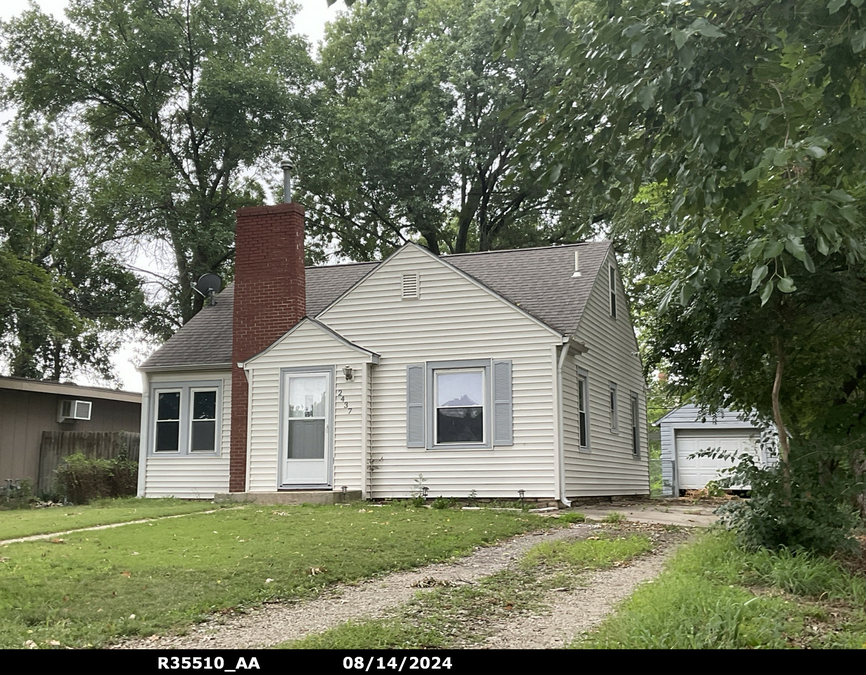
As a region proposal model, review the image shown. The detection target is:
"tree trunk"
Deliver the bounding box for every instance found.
[852,449,866,522]
[771,336,791,496]
[455,178,482,254]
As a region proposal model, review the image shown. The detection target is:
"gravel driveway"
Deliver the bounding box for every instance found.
[114,521,691,650]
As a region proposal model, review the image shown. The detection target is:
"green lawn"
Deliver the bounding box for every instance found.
[0,503,550,648]
[0,498,222,540]
[576,530,866,649]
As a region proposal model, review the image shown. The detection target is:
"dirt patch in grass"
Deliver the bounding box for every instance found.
[469,524,690,649]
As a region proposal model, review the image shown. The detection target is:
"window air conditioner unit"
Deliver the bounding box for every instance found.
[58,399,92,422]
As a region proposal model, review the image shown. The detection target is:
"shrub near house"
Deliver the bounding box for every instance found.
[55,453,138,504]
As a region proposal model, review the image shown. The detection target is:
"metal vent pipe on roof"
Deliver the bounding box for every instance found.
[280,158,294,203]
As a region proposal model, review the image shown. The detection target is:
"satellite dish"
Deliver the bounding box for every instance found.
[194,273,222,305]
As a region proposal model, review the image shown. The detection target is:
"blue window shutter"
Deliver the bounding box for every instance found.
[492,360,513,446]
[406,364,425,447]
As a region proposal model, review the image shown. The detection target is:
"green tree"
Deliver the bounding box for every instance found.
[497,0,866,539]
[0,117,148,382]
[505,2,866,427]
[1,0,314,331]
[298,0,582,259]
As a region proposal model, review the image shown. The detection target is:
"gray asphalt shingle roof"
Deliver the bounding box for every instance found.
[139,241,611,371]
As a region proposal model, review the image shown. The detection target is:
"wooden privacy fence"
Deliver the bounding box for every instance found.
[38,431,140,495]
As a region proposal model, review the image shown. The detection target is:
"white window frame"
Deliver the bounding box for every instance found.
[433,368,485,446]
[609,382,618,433]
[188,387,219,453]
[154,389,182,453]
[630,392,641,458]
[609,265,617,319]
[425,360,492,449]
[149,381,222,456]
[577,368,590,452]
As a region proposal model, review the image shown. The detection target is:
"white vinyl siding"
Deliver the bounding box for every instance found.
[319,245,561,499]
[243,320,369,494]
[140,370,231,499]
[563,247,649,497]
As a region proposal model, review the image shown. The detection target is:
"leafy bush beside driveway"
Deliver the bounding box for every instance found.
[577,530,866,649]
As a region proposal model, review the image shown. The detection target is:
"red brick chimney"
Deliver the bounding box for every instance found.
[229,201,306,492]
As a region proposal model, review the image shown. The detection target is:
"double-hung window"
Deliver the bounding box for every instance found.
[155,391,182,452]
[434,368,485,444]
[406,359,513,449]
[577,368,590,451]
[151,381,221,455]
[190,389,218,452]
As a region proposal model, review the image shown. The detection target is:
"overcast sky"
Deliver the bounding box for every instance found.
[0,0,338,45]
[0,0,342,392]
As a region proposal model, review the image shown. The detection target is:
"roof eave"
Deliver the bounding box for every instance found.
[137,362,232,373]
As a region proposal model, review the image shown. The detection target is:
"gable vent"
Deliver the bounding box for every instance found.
[401,273,420,299]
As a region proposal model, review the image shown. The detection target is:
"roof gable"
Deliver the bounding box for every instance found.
[317,242,564,338]
[140,241,612,371]
[242,317,380,368]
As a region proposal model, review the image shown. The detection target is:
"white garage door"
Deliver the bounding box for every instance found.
[676,429,759,490]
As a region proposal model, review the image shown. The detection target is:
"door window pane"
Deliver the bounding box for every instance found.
[288,419,326,459]
[288,376,327,418]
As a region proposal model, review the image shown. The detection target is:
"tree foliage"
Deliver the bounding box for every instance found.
[298,0,586,260]
[0,118,147,382]
[1,0,314,330]
[500,0,866,538]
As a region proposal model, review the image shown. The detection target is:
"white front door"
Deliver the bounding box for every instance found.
[282,371,331,487]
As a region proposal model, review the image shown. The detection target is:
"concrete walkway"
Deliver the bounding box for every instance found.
[0,507,241,546]
[573,500,719,528]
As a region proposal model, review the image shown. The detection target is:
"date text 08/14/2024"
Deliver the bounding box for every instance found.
[343,656,453,671]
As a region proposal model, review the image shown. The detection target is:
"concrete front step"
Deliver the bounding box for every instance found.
[214,490,363,506]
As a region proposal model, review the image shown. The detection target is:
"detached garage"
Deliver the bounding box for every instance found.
[658,404,770,495]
